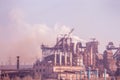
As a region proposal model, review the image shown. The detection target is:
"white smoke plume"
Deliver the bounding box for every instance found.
[0,9,74,65]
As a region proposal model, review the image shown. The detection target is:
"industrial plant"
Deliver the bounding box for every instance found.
[0,29,120,80]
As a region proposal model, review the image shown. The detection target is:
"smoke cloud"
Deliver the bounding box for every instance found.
[0,9,72,65]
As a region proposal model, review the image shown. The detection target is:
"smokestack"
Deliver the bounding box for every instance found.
[17,56,20,70]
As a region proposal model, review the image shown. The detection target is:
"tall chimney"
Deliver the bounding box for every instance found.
[17,56,20,70]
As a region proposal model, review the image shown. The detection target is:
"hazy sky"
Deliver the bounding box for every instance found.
[0,0,120,64]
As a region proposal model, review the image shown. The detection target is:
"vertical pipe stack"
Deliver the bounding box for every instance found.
[88,67,91,80]
[90,47,93,66]
[96,69,98,79]
[59,52,62,65]
[65,52,67,66]
[54,52,56,66]
[104,69,106,80]
[70,52,72,66]
[70,38,72,66]
[80,71,82,80]
[17,56,20,70]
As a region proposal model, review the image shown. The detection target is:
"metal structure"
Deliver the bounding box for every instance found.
[1,31,120,80]
[41,28,100,68]
[106,42,120,58]
[106,42,120,67]
[83,39,99,69]
[1,32,120,80]
[41,28,74,66]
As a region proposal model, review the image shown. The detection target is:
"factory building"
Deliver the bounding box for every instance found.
[33,29,86,80]
[32,29,109,79]
[0,29,120,80]
[33,29,120,80]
